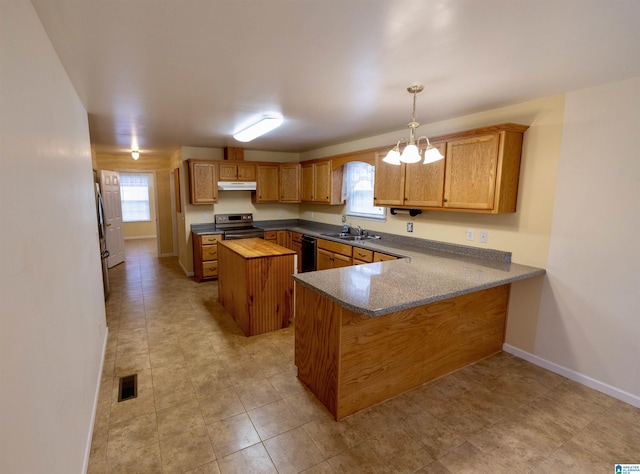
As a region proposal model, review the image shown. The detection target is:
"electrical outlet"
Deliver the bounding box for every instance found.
[407,222,413,233]
[333,215,339,222]
[479,231,488,243]
[202,213,207,221]
[278,210,284,217]
[466,229,475,241]
[310,212,314,218]
[342,215,347,223]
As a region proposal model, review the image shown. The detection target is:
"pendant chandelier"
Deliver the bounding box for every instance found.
[383,85,444,166]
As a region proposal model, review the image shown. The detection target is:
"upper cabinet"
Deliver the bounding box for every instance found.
[279,163,301,202]
[374,143,446,207]
[187,159,218,205]
[300,160,344,205]
[254,163,301,203]
[374,123,528,214]
[219,162,256,182]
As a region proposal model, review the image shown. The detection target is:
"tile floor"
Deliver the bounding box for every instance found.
[88,239,639,473]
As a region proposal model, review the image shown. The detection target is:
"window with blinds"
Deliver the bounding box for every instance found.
[120,173,151,222]
[343,162,386,220]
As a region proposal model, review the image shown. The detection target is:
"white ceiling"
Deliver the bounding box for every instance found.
[31,0,640,156]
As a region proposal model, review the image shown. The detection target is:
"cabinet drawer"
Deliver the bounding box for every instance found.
[202,261,218,277]
[201,234,223,245]
[317,239,352,257]
[373,252,397,262]
[264,230,277,241]
[352,248,373,262]
[291,232,302,243]
[202,245,218,261]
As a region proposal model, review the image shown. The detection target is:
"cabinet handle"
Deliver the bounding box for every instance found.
[443,198,448,202]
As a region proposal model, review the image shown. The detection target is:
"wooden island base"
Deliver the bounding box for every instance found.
[218,238,296,337]
[294,283,511,420]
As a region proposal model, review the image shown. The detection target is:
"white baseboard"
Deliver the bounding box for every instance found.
[82,327,109,473]
[124,235,157,240]
[503,344,640,409]
[178,259,194,277]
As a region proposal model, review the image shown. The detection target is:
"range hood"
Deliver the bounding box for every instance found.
[218,181,257,191]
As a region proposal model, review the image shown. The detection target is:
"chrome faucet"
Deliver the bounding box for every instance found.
[356,226,363,236]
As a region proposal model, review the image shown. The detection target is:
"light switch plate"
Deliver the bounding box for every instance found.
[466,229,475,241]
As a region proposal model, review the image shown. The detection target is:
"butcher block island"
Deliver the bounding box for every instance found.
[218,238,296,336]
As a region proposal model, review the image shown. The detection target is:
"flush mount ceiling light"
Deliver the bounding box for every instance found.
[233,115,284,143]
[131,150,140,160]
[383,85,444,166]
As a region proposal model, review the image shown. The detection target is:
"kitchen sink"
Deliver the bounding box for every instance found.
[321,232,381,241]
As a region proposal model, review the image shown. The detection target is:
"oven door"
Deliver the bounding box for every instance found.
[223,229,265,240]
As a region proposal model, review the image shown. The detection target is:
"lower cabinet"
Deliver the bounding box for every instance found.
[264,230,277,243]
[317,239,353,270]
[192,233,223,282]
[373,251,397,262]
[352,248,373,265]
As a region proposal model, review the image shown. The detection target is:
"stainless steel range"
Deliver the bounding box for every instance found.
[214,213,265,240]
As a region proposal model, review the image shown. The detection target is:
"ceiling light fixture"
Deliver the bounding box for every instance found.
[131,150,140,160]
[233,115,284,143]
[383,85,444,166]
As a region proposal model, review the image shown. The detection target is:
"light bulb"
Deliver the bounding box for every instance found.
[400,144,421,163]
[382,148,401,165]
[423,146,444,164]
[131,151,140,160]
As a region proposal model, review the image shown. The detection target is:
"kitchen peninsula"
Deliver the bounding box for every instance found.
[291,239,545,420]
[218,238,296,336]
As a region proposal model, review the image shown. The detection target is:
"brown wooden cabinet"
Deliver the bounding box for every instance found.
[219,162,256,181]
[373,251,397,262]
[316,238,352,270]
[187,160,218,204]
[192,232,223,281]
[255,163,300,203]
[255,164,280,202]
[301,160,343,204]
[374,143,446,207]
[352,247,373,265]
[276,230,291,248]
[374,123,528,214]
[279,163,300,202]
[263,230,277,242]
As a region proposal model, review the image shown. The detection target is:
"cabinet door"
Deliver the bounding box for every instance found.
[313,161,331,203]
[317,248,333,270]
[404,143,446,207]
[301,163,315,201]
[255,164,280,202]
[444,134,499,210]
[219,163,237,181]
[374,153,406,206]
[276,230,290,248]
[188,161,218,204]
[280,163,300,202]
[237,163,256,181]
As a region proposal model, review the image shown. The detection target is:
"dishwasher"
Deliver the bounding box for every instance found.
[301,235,317,272]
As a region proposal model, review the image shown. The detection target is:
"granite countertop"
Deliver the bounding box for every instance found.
[191,219,545,316]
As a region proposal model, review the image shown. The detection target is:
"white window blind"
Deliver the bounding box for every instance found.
[120,173,151,222]
[343,162,385,220]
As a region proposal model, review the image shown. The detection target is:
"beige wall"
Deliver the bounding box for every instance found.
[0,2,107,472]
[534,77,639,401]
[94,153,174,256]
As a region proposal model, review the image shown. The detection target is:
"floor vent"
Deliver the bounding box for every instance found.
[118,374,138,402]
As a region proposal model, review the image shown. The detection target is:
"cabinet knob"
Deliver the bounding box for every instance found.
[443,198,448,202]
